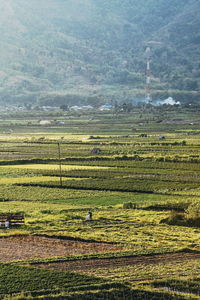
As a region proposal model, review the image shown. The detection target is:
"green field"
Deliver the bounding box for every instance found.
[0,106,200,299]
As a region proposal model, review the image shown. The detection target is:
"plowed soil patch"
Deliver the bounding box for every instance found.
[0,235,123,262]
[36,252,200,272]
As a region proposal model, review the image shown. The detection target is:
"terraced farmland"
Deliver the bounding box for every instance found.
[0,107,200,299]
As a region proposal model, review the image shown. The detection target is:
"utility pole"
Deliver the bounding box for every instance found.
[145,41,163,103]
[145,46,152,103]
[57,142,62,186]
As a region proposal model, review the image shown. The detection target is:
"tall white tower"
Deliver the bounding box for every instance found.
[145,47,152,103]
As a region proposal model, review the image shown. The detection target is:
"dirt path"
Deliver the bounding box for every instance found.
[0,235,123,262]
[36,252,200,272]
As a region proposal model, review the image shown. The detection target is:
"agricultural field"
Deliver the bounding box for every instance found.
[0,106,200,299]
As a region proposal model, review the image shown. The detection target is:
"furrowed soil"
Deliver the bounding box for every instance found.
[1,235,200,282]
[36,252,200,273]
[0,235,124,262]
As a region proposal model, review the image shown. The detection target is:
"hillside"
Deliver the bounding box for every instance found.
[0,0,199,105]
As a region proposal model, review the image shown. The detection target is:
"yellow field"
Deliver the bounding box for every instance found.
[1,164,109,171]
[0,133,109,142]
[0,176,86,185]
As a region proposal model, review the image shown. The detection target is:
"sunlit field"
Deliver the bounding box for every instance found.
[0,107,200,299]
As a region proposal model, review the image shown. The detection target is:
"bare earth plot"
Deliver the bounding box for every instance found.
[36,253,200,272]
[0,235,123,262]
[1,235,200,284]
[36,252,200,284]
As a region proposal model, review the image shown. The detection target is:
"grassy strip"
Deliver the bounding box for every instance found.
[3,287,188,300]
[0,263,105,296]
[1,263,189,300]
[1,154,200,166]
[18,180,197,196]
[152,277,200,296]
[14,282,127,298]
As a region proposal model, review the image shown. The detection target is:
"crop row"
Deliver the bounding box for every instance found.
[0,184,185,209]
[0,263,190,300]
[59,159,200,172]
[1,286,186,300]
[0,263,105,296]
[22,175,199,194]
[0,263,187,300]
[152,277,200,296]
[35,168,200,185]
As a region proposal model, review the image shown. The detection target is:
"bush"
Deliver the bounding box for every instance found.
[186,200,200,219]
[160,210,184,225]
[123,202,136,209]
[160,203,200,227]
[185,201,200,227]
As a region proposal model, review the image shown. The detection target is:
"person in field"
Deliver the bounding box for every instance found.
[5,219,10,229]
[85,211,92,221]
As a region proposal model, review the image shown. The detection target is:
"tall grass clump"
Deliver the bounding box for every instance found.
[185,200,200,227]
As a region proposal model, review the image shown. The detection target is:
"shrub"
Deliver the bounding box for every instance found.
[160,203,200,227]
[123,202,136,209]
[186,200,200,219]
[185,200,200,227]
[160,210,184,225]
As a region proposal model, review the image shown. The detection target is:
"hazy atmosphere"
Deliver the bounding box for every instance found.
[0,0,200,105]
[0,1,200,299]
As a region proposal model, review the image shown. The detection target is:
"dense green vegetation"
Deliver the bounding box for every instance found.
[0,264,105,295]
[0,263,198,299]
[1,262,192,300]
[0,0,199,105]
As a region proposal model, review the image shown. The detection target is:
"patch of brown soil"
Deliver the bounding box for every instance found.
[0,235,123,262]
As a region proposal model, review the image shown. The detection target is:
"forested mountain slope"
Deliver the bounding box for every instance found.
[0,0,199,105]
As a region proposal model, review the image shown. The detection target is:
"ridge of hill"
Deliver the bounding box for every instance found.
[0,0,199,105]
